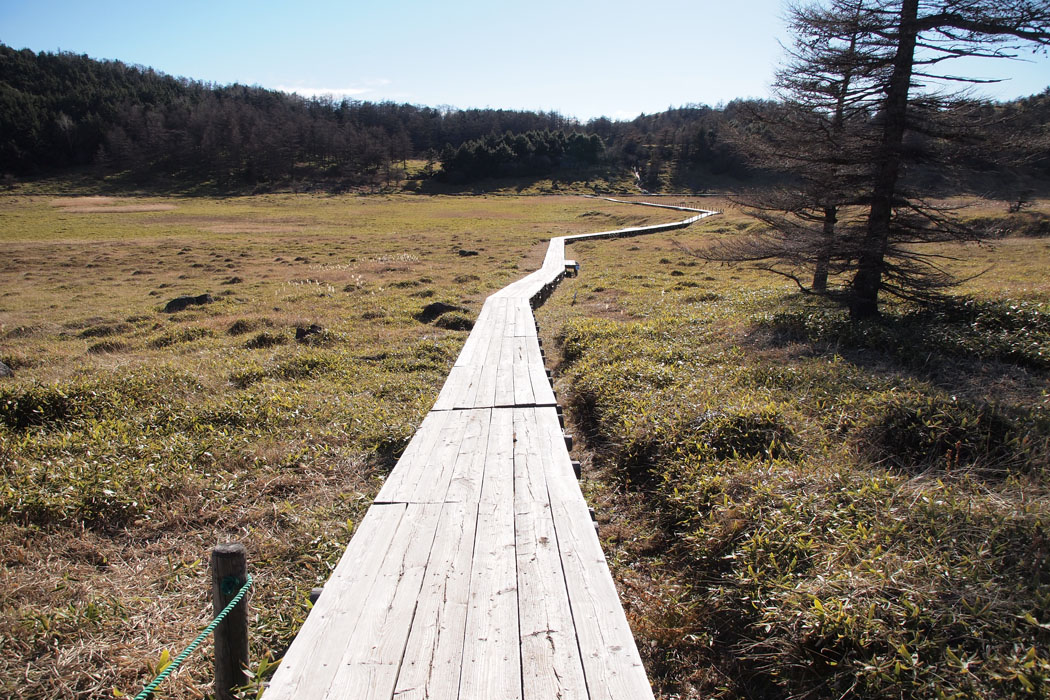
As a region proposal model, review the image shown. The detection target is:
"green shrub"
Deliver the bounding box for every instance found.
[0,384,88,429]
[433,311,474,331]
[150,326,212,348]
[694,406,794,460]
[246,331,287,349]
[274,352,342,380]
[858,394,1027,474]
[967,211,1050,238]
[556,318,628,366]
[88,340,129,354]
[227,318,271,335]
[79,322,131,338]
[759,298,1050,370]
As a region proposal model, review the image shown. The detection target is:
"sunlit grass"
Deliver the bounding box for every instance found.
[536,201,1050,699]
[0,191,685,699]
[4,189,1045,699]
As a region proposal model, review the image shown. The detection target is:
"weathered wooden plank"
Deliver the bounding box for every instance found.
[459,500,521,700]
[505,298,535,338]
[494,336,516,408]
[534,406,582,505]
[263,503,408,699]
[431,364,471,411]
[444,408,491,504]
[374,409,456,504]
[524,336,557,407]
[551,497,655,700]
[515,503,589,700]
[511,337,534,407]
[405,408,472,503]
[453,299,498,368]
[479,408,514,507]
[512,407,548,506]
[378,409,491,504]
[441,300,510,410]
[492,267,552,302]
[511,406,581,508]
[320,503,444,700]
[543,237,566,269]
[463,297,509,410]
[466,325,500,409]
[393,502,478,700]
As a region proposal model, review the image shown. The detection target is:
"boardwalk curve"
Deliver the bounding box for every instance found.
[264,199,717,700]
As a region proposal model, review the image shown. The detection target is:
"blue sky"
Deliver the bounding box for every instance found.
[2,0,1048,121]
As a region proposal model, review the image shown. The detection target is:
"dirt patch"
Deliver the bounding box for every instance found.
[65,205,178,213]
[50,197,177,214]
[144,215,309,234]
[205,223,306,234]
[50,197,118,207]
[431,209,522,220]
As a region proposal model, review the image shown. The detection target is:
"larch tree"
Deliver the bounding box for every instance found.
[845,0,1050,318]
[701,0,892,295]
[705,0,1050,316]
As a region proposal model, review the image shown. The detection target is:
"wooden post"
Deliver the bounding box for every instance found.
[212,543,249,700]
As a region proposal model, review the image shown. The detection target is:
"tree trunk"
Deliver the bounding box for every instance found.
[850,0,920,320]
[812,204,837,292]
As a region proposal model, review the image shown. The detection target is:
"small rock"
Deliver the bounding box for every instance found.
[296,324,324,342]
[0,361,12,378]
[417,301,466,323]
[163,293,214,313]
[457,249,479,257]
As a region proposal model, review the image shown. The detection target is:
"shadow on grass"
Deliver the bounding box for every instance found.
[755,295,1049,372]
[751,295,1050,477]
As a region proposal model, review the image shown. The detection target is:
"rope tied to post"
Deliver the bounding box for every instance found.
[132,573,253,700]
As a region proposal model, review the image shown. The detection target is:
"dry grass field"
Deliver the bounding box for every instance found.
[2,190,1048,699]
[0,191,684,699]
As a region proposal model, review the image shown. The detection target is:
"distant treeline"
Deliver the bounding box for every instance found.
[2,44,1048,190]
[438,131,604,182]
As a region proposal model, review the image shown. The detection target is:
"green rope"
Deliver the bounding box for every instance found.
[133,573,253,700]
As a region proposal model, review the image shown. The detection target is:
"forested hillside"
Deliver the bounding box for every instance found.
[0,45,577,187]
[1,43,1048,192]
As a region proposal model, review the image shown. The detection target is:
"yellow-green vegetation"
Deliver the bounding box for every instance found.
[536,199,1050,699]
[0,191,681,699]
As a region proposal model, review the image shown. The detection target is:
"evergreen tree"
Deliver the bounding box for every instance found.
[844,0,1050,318]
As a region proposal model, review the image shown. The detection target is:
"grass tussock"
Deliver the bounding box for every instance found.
[537,215,1050,700]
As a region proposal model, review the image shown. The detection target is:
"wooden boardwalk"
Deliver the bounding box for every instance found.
[264,200,717,700]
